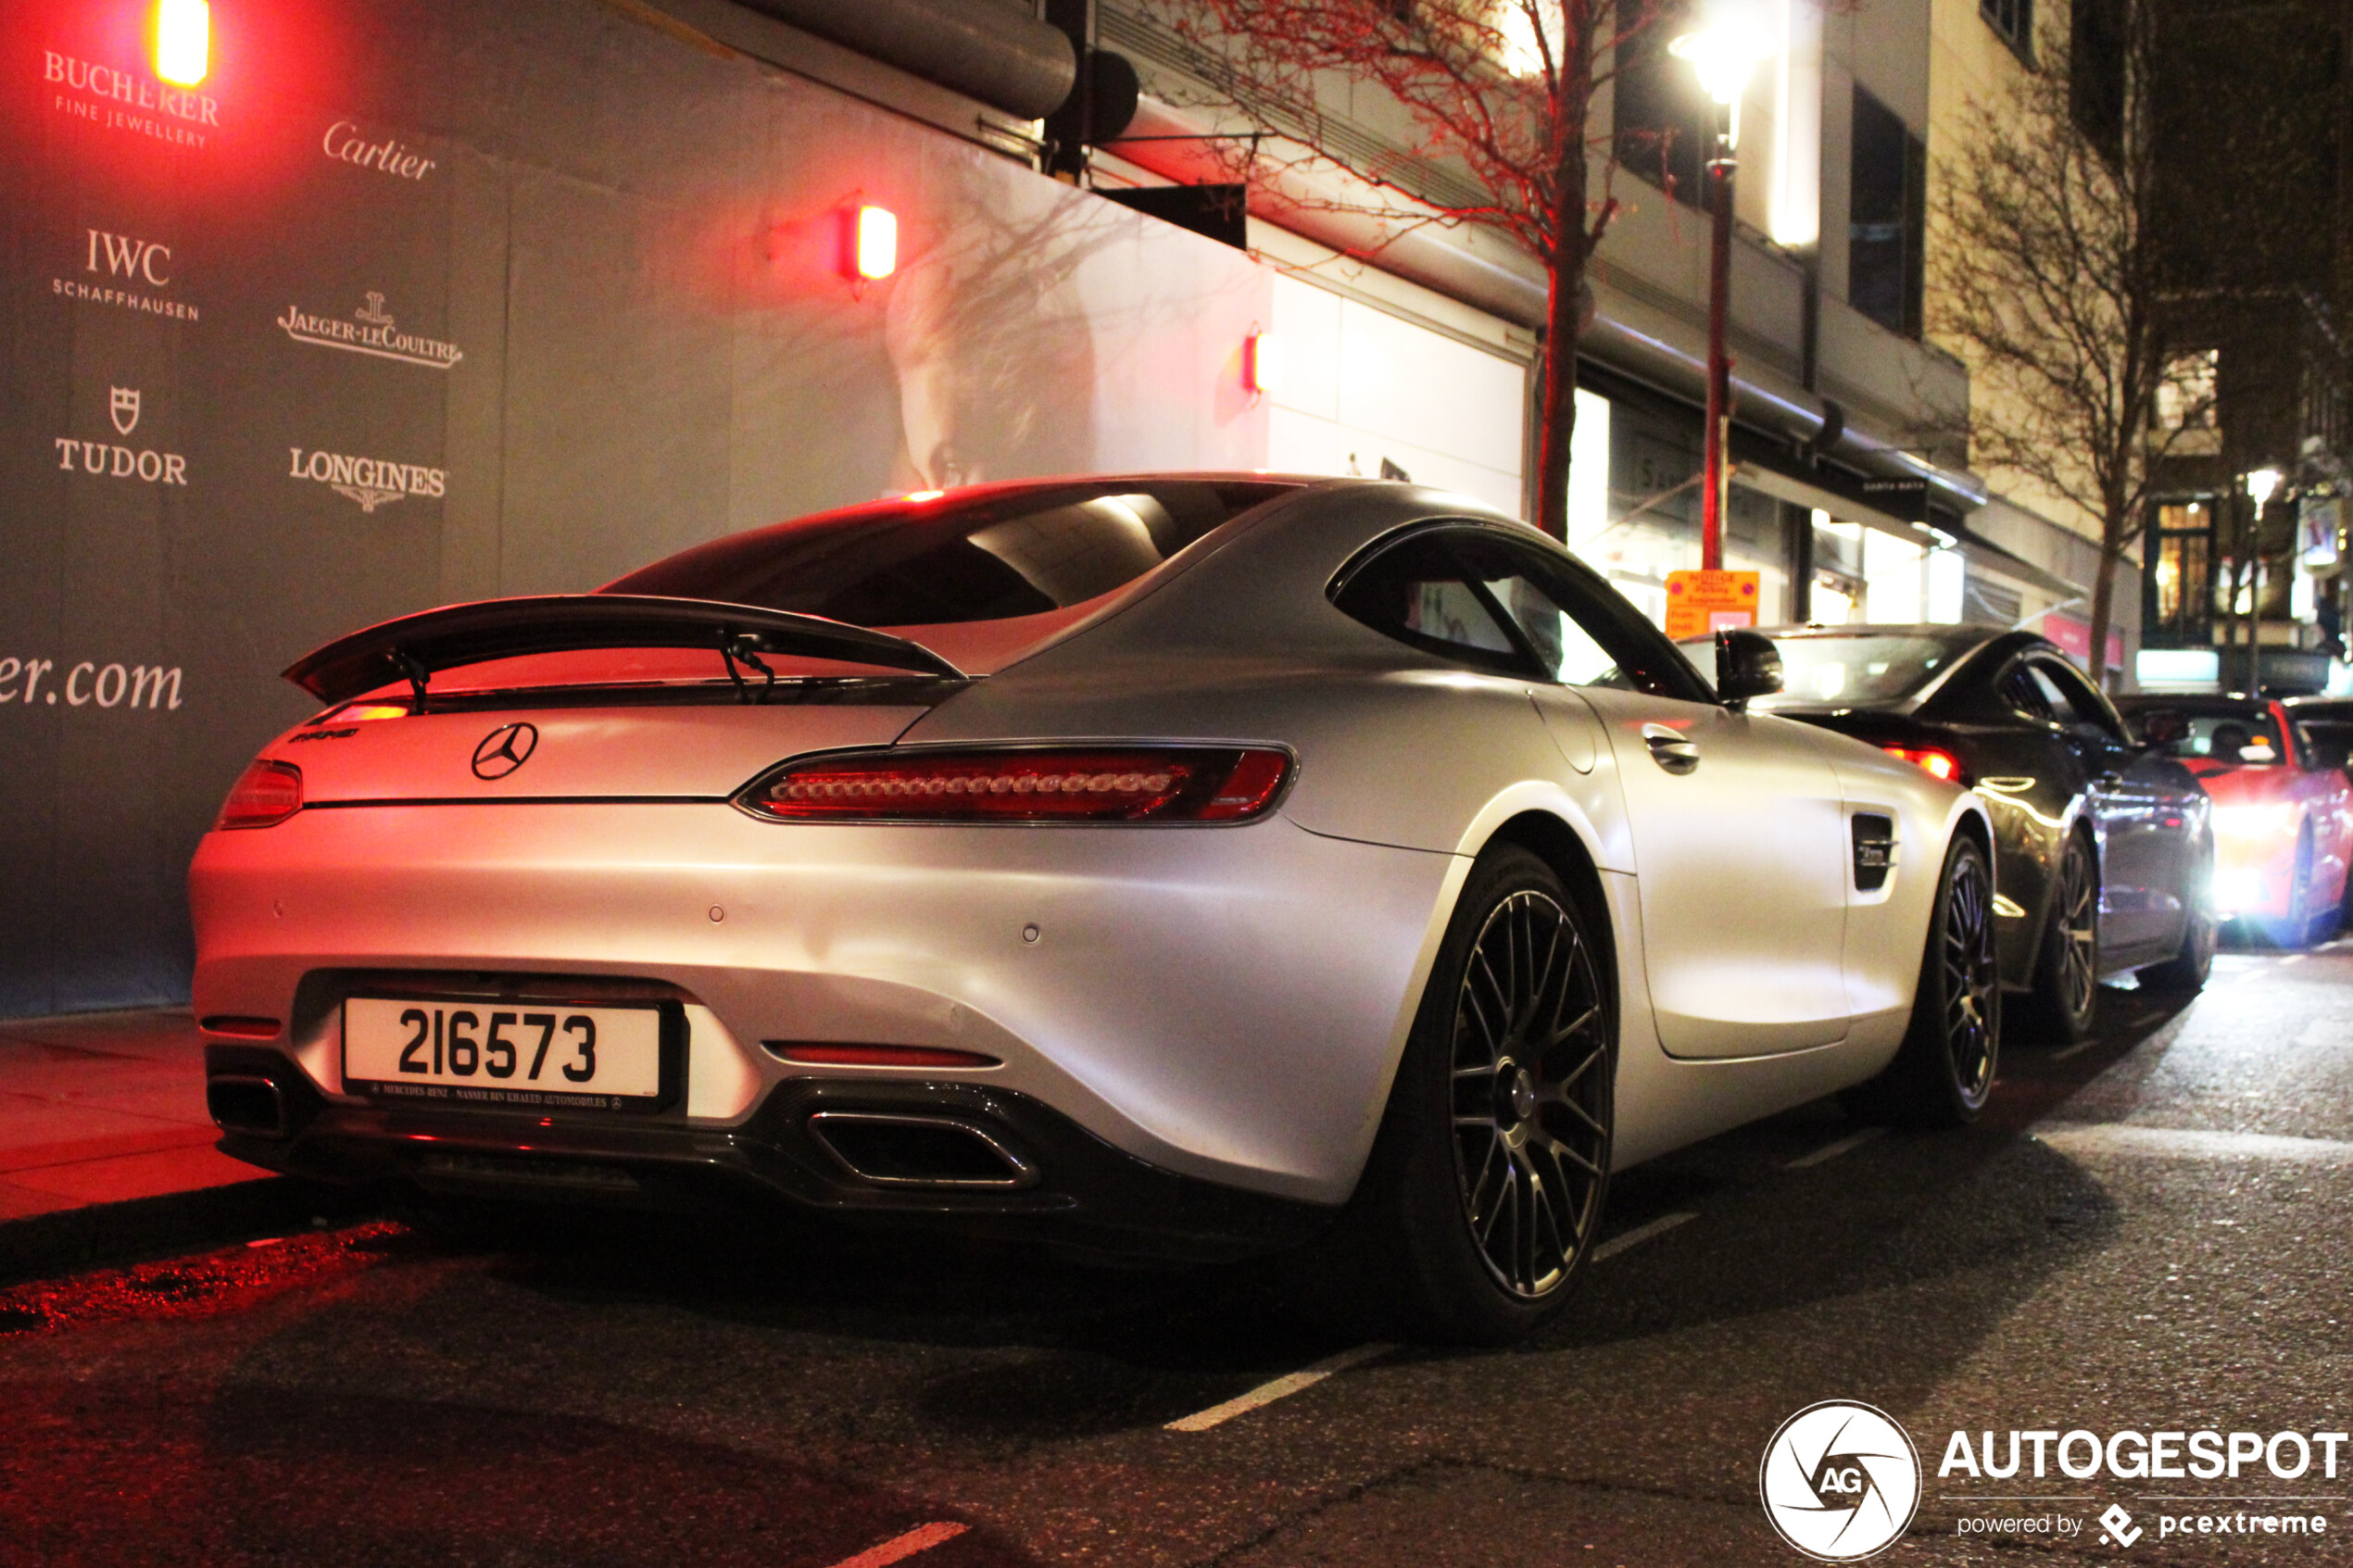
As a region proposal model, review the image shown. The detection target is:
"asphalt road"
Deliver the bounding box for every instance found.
[4,941,2350,1567]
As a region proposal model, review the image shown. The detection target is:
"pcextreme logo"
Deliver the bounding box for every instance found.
[1760,1401,1923,1562]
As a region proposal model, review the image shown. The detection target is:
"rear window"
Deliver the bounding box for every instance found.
[605,480,1293,627]
[2122,704,2286,765]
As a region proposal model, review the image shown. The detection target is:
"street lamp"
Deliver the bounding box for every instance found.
[2237,466,2284,692]
[1670,2,1776,571]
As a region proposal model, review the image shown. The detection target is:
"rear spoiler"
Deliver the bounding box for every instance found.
[283,594,964,704]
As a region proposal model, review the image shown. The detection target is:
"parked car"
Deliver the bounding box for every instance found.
[194,477,1994,1344]
[2283,695,2353,781]
[1679,626,2215,1041]
[2117,695,2353,945]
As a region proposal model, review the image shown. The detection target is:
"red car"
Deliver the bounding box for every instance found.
[2118,696,2353,946]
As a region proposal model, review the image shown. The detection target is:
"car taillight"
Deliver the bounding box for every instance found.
[217,760,303,829]
[1883,746,1968,786]
[737,746,1292,823]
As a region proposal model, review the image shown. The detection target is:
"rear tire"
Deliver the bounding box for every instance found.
[1319,846,1613,1346]
[2139,834,2217,993]
[2021,833,2099,1044]
[1842,834,2001,1128]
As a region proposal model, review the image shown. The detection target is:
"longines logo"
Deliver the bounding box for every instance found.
[288,446,447,514]
[277,292,462,370]
[472,723,538,780]
[42,50,219,151]
[1760,1401,1922,1562]
[321,120,438,182]
[52,229,197,322]
[53,386,187,486]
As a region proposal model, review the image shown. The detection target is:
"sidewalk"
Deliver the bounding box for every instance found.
[0,1008,261,1221]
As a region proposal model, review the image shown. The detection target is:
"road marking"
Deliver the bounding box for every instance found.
[2281,953,2308,965]
[1165,1342,1393,1432]
[825,1523,969,1568]
[1590,1210,1698,1261]
[2038,1124,2353,1164]
[1786,1126,1885,1168]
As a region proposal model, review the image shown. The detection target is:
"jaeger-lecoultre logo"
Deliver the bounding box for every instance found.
[277,291,462,370]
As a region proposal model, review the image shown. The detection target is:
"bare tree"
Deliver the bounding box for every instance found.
[1155,0,1674,539]
[1927,9,2208,685]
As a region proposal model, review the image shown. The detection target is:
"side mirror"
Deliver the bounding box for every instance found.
[1717,628,1782,710]
[2138,709,2189,749]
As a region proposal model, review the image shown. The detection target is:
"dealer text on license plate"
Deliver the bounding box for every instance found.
[343,997,663,1107]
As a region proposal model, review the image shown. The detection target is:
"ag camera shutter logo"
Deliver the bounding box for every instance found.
[1760,1400,1922,1561]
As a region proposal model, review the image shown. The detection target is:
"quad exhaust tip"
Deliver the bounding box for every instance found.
[808,1111,1037,1189]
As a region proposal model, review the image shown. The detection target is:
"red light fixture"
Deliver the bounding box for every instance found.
[851,205,897,282]
[217,759,303,829]
[154,0,209,86]
[1244,332,1283,395]
[737,746,1291,823]
[1882,746,1967,785]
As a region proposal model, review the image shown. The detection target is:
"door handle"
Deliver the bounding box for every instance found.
[1642,724,1700,774]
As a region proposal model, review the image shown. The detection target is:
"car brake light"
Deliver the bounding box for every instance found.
[1883,746,1967,785]
[217,760,304,829]
[323,702,409,722]
[738,746,1292,823]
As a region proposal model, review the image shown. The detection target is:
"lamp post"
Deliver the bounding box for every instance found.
[2239,465,2283,693]
[1670,5,1775,572]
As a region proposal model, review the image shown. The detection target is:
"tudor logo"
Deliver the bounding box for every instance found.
[472,722,539,780]
[1759,1401,1922,1561]
[110,387,140,436]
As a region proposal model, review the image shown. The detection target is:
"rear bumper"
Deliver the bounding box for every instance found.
[206,1043,1333,1261]
[190,801,1460,1207]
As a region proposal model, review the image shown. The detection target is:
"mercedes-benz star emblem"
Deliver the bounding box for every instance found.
[471,722,538,780]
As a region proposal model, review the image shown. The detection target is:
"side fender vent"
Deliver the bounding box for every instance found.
[1853,814,1897,892]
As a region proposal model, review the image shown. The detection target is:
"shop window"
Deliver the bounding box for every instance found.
[1848,88,1925,339]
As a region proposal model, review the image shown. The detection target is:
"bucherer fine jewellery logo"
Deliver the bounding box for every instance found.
[472,723,538,780]
[1760,1401,1923,1562]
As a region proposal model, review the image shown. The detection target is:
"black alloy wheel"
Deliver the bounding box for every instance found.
[1325,845,1613,1345]
[2031,834,2099,1044]
[1447,884,1612,1301]
[1843,834,2001,1127]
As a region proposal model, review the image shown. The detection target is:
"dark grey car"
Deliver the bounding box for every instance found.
[1680,626,2215,1041]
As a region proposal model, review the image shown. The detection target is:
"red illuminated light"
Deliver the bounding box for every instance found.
[740,747,1291,823]
[854,206,898,281]
[1244,332,1283,395]
[1883,746,1967,785]
[217,760,303,829]
[154,0,209,86]
[770,1043,1001,1069]
[326,703,409,722]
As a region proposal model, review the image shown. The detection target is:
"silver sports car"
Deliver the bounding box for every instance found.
[193,476,1996,1342]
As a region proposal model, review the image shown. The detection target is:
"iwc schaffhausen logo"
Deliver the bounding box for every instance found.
[1760,1400,1922,1562]
[471,722,538,780]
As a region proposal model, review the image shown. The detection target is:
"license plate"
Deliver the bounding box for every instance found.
[343,997,666,1110]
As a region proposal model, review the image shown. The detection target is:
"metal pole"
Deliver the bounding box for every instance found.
[1703,140,1735,572]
